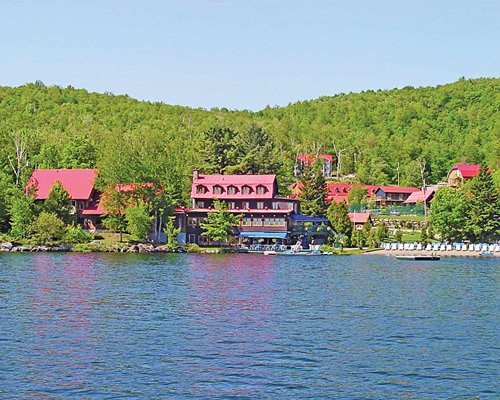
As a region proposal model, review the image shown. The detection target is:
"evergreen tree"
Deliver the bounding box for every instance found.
[165,216,181,249]
[200,200,241,244]
[298,160,327,217]
[327,200,353,239]
[227,124,282,174]
[430,187,468,241]
[465,166,500,242]
[43,181,74,224]
[199,127,236,174]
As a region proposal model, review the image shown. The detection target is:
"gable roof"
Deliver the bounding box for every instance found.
[27,169,97,200]
[297,154,334,164]
[192,174,277,199]
[403,189,435,204]
[348,212,371,224]
[448,164,481,179]
[326,183,379,203]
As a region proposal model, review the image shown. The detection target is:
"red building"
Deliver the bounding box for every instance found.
[372,186,419,206]
[326,183,379,204]
[295,154,334,178]
[26,169,103,225]
[175,171,313,245]
[447,164,482,187]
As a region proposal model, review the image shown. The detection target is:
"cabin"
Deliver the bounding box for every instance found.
[447,164,481,187]
[175,171,304,246]
[372,186,419,207]
[26,169,103,226]
[349,212,372,230]
[295,154,334,178]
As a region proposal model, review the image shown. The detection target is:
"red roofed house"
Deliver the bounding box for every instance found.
[295,154,334,178]
[447,164,482,187]
[27,169,103,225]
[349,212,372,230]
[373,186,419,207]
[403,189,435,206]
[175,170,300,245]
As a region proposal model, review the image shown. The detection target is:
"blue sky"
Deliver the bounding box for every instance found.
[1,0,498,110]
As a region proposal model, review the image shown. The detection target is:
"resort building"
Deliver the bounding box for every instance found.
[175,171,332,246]
[26,169,103,225]
[403,189,435,207]
[349,212,372,230]
[447,164,482,187]
[295,154,334,178]
[372,186,419,207]
[326,183,379,204]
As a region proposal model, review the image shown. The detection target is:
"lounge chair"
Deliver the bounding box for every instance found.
[426,244,432,251]
[446,244,452,251]
[416,243,422,251]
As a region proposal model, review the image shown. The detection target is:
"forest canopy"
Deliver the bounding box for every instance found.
[0,77,498,204]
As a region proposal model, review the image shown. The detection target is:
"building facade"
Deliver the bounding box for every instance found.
[295,154,334,178]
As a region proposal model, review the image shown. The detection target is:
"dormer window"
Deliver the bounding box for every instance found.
[227,185,237,195]
[213,185,223,195]
[196,185,207,194]
[256,185,266,195]
[241,185,252,195]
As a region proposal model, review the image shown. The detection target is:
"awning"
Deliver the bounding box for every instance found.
[290,214,329,223]
[238,232,288,239]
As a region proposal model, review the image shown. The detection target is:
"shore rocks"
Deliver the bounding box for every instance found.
[1,242,13,251]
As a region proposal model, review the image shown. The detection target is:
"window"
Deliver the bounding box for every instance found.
[188,234,196,243]
[257,202,264,210]
[276,218,286,226]
[196,201,205,208]
[241,186,251,195]
[256,185,266,194]
[264,218,271,226]
[242,201,250,209]
[252,218,263,226]
[227,186,237,195]
[213,185,223,195]
[242,218,252,226]
[228,202,236,209]
[196,185,206,194]
[272,202,279,210]
[188,217,199,226]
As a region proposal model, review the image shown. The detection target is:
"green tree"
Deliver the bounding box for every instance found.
[372,221,389,247]
[394,230,403,242]
[164,216,181,249]
[101,186,129,242]
[9,195,36,239]
[348,187,368,208]
[227,124,282,174]
[327,200,353,239]
[351,229,366,249]
[60,134,96,169]
[298,160,327,217]
[64,225,93,245]
[199,127,236,174]
[465,166,500,242]
[125,201,153,242]
[430,187,468,241]
[200,200,241,244]
[43,181,74,224]
[30,212,66,244]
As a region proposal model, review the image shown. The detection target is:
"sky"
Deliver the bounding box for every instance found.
[1,0,499,110]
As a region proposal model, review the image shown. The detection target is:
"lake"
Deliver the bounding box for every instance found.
[0,253,498,399]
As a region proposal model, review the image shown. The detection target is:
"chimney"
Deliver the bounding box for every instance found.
[193,169,200,180]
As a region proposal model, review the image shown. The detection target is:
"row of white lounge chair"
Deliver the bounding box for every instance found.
[383,242,500,252]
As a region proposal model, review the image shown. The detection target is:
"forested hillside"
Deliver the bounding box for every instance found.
[0,78,498,203]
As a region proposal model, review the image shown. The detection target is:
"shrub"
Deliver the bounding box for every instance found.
[185,243,202,253]
[30,212,66,244]
[64,225,93,245]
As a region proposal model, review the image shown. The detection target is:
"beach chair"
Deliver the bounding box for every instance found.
[461,244,468,251]
[446,244,452,251]
[416,243,422,251]
[398,243,404,251]
[404,243,409,250]
[384,243,391,250]
[440,244,446,251]
[494,244,500,252]
[488,244,495,252]
[474,244,481,251]
[468,244,475,251]
[409,243,415,251]
[454,244,461,251]
[426,244,432,251]
[391,243,397,250]
[481,244,488,252]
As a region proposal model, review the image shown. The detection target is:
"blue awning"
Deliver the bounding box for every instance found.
[290,214,329,223]
[238,232,288,239]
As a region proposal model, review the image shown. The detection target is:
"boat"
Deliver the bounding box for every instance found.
[395,255,440,261]
[479,251,493,257]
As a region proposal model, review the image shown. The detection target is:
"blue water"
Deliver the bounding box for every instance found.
[0,253,498,399]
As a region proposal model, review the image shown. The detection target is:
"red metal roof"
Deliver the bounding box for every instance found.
[27,169,97,200]
[377,186,419,194]
[297,154,334,164]
[192,174,277,199]
[325,183,379,203]
[449,164,481,178]
[349,212,371,224]
[175,207,292,214]
[403,190,435,204]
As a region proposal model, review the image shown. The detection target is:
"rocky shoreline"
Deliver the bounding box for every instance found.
[0,241,230,254]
